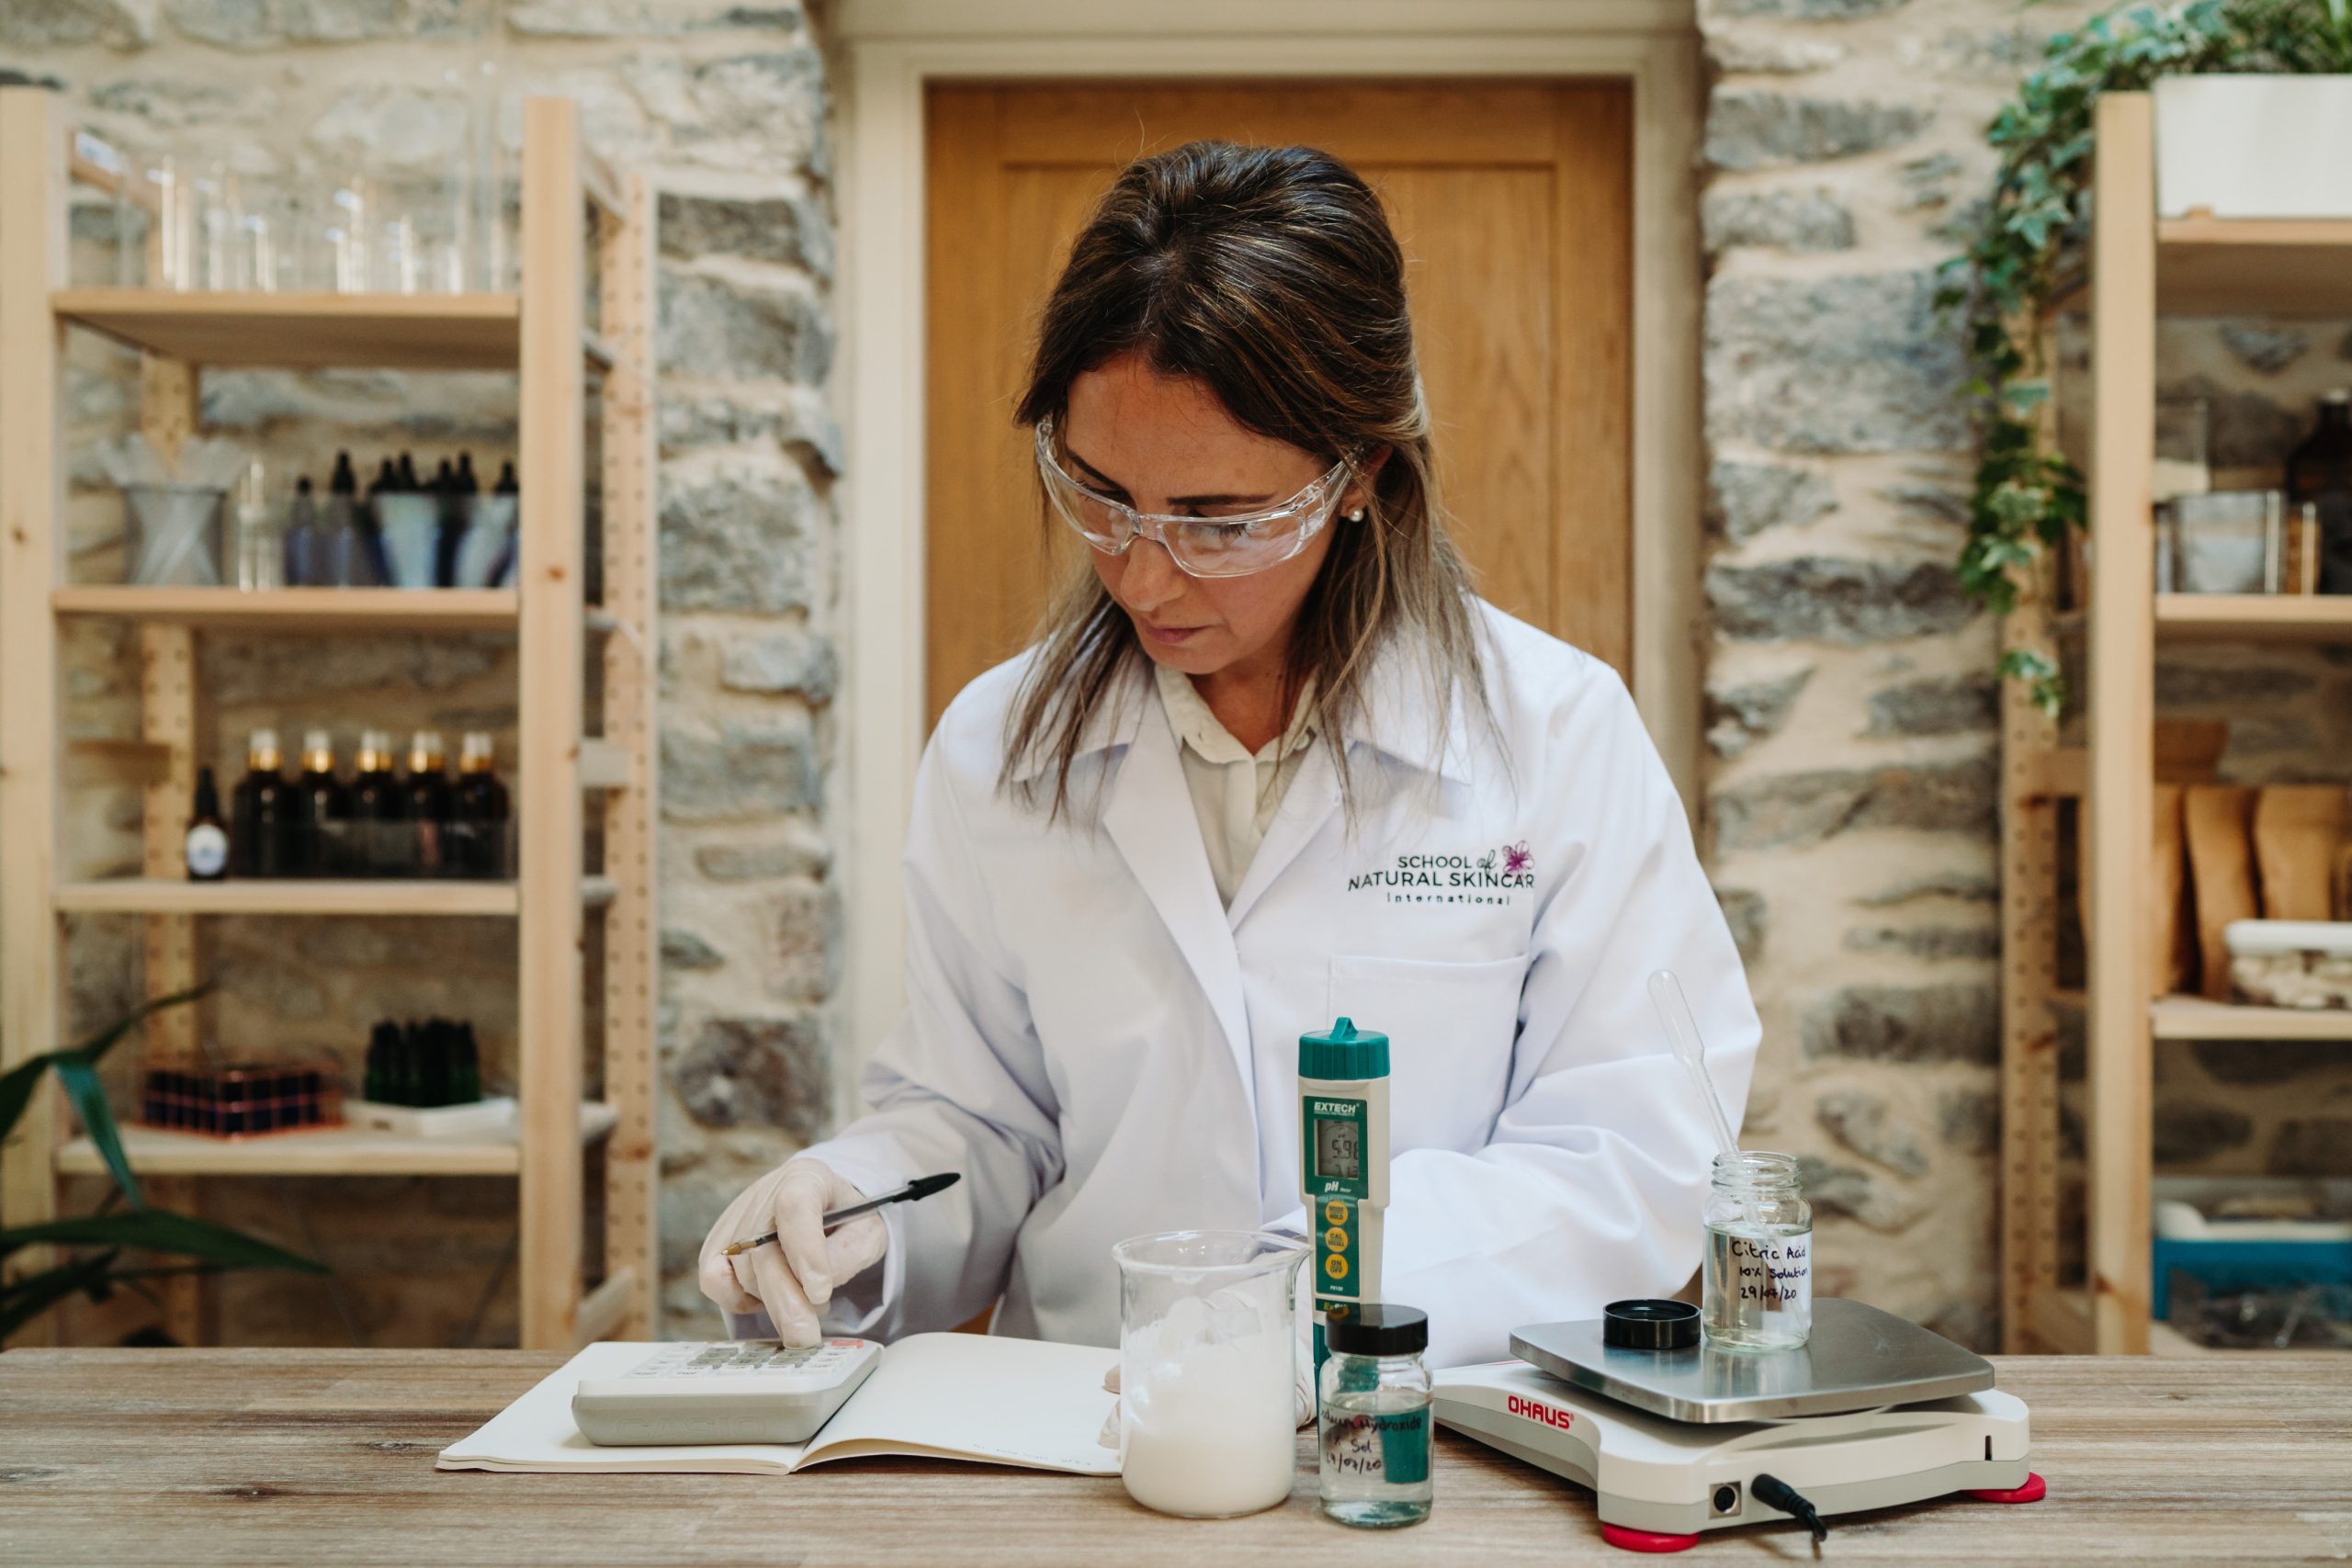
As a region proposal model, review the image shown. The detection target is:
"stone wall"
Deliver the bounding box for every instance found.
[1699,0,2352,1347]
[6,0,842,1343]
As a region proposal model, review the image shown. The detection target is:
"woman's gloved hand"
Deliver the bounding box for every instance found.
[696,1159,888,1345]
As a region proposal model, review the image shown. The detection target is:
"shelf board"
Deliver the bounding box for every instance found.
[2154,594,2352,644]
[53,585,519,631]
[55,1102,619,1178]
[53,876,617,917]
[2152,995,2352,1043]
[2157,217,2352,317]
[53,289,525,370]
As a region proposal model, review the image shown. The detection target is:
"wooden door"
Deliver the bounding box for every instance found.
[924,80,1633,727]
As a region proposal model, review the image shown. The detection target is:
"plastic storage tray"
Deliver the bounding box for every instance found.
[2152,1176,2352,1319]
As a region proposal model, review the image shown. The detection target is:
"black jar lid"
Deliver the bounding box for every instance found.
[1325,1303,1428,1356]
[1603,1298,1700,1350]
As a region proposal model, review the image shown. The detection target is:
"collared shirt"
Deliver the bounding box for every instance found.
[1153,660,1318,908]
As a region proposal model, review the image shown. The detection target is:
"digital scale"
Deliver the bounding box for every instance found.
[1433,1298,2044,1551]
[571,1338,881,1446]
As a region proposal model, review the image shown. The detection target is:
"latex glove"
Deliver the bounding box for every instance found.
[697,1158,888,1346]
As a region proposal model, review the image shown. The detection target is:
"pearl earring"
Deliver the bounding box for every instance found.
[1347,507,1366,523]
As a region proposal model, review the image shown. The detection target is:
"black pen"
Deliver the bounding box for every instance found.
[720,1172,961,1258]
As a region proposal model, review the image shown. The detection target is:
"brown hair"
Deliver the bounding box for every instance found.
[1001,139,1488,817]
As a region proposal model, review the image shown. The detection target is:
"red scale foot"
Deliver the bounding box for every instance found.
[1600,1522,1702,1552]
[1966,1472,2048,1505]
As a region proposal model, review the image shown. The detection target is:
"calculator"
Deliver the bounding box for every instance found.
[571,1338,882,1446]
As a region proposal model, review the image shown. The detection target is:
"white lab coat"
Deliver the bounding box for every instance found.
[798,600,1759,1369]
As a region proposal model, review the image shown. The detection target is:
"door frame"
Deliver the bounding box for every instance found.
[835,0,1704,1090]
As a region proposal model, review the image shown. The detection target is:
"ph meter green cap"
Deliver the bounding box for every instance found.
[1299,1016,1389,1080]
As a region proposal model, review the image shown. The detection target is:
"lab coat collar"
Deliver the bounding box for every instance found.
[1008,629,1477,786]
[1337,632,1479,786]
[1002,657,1150,784]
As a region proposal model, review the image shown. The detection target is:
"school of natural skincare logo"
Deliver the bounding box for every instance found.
[1347,841,1534,905]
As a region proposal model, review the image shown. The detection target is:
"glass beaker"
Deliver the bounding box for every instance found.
[2165,490,2284,594]
[123,483,228,586]
[1113,1229,1306,1519]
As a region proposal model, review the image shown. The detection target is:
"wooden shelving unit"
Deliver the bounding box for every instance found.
[56,1105,621,1179]
[0,91,661,1352]
[2153,593,2352,642]
[1998,93,2352,1357]
[2150,996,2352,1043]
[50,876,618,917]
[53,585,521,630]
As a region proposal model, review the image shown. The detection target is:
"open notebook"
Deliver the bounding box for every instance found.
[437,1332,1121,1476]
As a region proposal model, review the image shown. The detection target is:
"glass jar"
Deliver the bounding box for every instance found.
[1702,1150,1813,1351]
[1317,1303,1432,1528]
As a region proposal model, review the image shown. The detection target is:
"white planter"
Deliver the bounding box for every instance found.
[2154,74,2352,220]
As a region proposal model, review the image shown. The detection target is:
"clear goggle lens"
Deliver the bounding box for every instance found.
[1033,412,1354,579]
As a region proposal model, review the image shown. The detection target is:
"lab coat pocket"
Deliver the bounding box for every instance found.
[1328,952,1527,1154]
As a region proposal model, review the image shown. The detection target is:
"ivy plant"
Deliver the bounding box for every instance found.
[1939,0,2352,715]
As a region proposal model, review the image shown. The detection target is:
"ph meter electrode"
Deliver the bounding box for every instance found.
[1298,1017,1390,1378]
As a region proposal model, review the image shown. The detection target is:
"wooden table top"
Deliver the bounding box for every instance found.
[2,1348,2348,1564]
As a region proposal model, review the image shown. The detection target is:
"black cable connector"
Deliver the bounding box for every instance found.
[1751,1473,1829,1544]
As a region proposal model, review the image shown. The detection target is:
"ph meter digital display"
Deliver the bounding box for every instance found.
[1297,1015,1390,1381]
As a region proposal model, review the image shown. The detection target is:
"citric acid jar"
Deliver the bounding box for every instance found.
[1702,1150,1813,1350]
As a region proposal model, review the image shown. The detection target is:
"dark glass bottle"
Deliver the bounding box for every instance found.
[184,766,228,882]
[295,728,352,878]
[352,728,408,876]
[283,476,320,587]
[364,1019,397,1102]
[325,451,371,587]
[441,453,480,590]
[2288,388,2352,595]
[433,457,462,588]
[405,730,454,877]
[229,728,297,878]
[452,1021,481,1104]
[454,730,510,879]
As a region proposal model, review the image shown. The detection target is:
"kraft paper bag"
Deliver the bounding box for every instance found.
[2151,784,2190,998]
[2182,785,2260,1001]
[2253,785,2348,922]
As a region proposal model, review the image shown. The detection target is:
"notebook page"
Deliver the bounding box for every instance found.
[435,1342,811,1475]
[798,1332,1121,1475]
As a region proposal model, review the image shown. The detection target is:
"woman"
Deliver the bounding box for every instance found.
[700,141,1758,1369]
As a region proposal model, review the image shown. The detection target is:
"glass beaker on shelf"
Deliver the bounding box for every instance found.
[322,172,378,292]
[2164,491,2284,595]
[123,483,228,586]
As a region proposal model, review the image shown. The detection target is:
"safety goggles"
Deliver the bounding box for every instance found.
[1033,412,1358,579]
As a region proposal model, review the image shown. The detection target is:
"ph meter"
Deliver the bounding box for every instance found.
[1298,1016,1389,1375]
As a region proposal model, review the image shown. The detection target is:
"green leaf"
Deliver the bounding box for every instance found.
[2000,378,2052,414]
[0,1249,119,1341]
[1,1210,326,1274]
[53,1057,141,1213]
[0,1055,51,1146]
[0,984,211,1143]
[0,985,210,1218]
